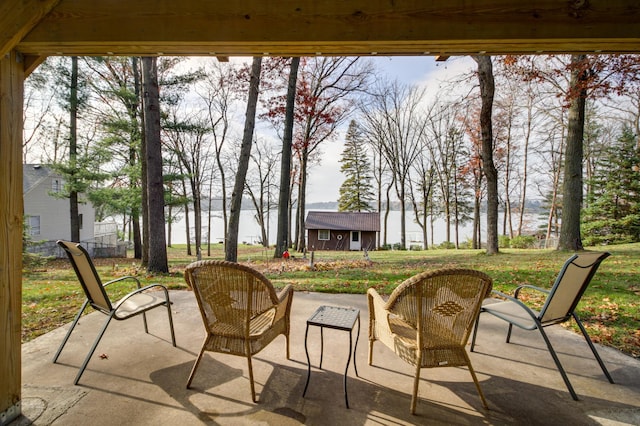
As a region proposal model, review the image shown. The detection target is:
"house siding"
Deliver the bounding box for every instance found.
[308,229,377,251]
[24,172,95,243]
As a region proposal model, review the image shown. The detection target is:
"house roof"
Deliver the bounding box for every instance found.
[305,211,380,232]
[23,164,53,194]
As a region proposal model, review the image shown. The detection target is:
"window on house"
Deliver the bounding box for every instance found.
[51,178,62,193]
[318,229,330,240]
[28,216,41,236]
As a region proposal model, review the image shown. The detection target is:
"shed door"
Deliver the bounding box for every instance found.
[350,231,361,251]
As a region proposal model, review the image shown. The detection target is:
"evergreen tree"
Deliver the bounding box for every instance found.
[582,126,640,245]
[338,120,375,212]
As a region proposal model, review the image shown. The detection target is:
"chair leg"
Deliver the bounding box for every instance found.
[537,326,579,401]
[247,355,257,403]
[464,352,489,409]
[506,323,514,343]
[53,299,89,363]
[470,311,481,352]
[186,345,206,388]
[74,313,115,385]
[411,363,421,415]
[573,314,614,383]
[166,301,176,347]
[285,331,290,360]
[368,339,374,365]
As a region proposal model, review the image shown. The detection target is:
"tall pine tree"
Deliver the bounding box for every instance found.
[338,120,375,212]
[582,126,640,245]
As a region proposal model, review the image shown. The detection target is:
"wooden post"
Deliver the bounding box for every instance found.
[0,50,24,424]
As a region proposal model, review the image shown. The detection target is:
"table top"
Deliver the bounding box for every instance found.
[306,305,359,331]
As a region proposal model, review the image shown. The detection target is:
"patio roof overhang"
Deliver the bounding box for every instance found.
[2,0,640,421]
[3,0,640,68]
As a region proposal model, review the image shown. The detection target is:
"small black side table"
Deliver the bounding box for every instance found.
[302,305,360,408]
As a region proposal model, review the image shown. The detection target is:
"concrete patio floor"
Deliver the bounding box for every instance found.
[13,290,640,425]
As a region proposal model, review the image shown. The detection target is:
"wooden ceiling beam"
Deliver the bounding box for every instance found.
[14,0,640,56]
[0,0,62,57]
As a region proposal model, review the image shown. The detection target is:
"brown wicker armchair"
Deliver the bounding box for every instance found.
[368,269,492,414]
[184,260,294,402]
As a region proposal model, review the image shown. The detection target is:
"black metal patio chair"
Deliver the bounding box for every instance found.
[471,252,614,400]
[53,240,176,384]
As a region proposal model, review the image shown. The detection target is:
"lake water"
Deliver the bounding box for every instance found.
[167,209,544,247]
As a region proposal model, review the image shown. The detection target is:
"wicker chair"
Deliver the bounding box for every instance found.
[368,269,492,414]
[471,252,613,400]
[184,260,294,402]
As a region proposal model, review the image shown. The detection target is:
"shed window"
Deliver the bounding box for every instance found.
[318,229,330,240]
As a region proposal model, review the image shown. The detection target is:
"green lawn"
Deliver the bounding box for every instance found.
[22,243,640,358]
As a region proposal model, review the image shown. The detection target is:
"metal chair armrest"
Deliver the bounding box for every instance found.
[104,275,142,289]
[116,283,170,306]
[487,289,540,321]
[513,284,550,299]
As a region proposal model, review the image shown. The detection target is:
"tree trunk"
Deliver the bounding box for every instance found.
[142,57,168,272]
[559,55,587,251]
[399,183,407,250]
[296,149,308,253]
[132,57,144,260]
[383,179,393,246]
[226,57,262,262]
[69,56,80,242]
[190,176,202,260]
[518,98,533,236]
[275,57,299,258]
[207,172,214,256]
[473,55,499,254]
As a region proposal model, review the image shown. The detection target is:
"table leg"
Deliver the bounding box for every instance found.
[319,326,324,369]
[303,323,311,397]
[344,328,353,408]
[354,314,360,377]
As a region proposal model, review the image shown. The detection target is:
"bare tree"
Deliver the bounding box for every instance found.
[225,57,262,262]
[275,57,299,257]
[361,80,426,250]
[246,138,279,247]
[291,57,372,252]
[425,100,470,246]
[164,108,213,260]
[198,59,239,245]
[473,55,499,254]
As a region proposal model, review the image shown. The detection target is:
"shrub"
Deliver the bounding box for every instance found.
[498,235,511,248]
[409,244,423,251]
[510,235,536,249]
[437,241,456,250]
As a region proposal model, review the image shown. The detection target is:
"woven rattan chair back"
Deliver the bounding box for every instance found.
[185,260,279,339]
[386,269,493,347]
[184,260,293,402]
[368,268,492,414]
